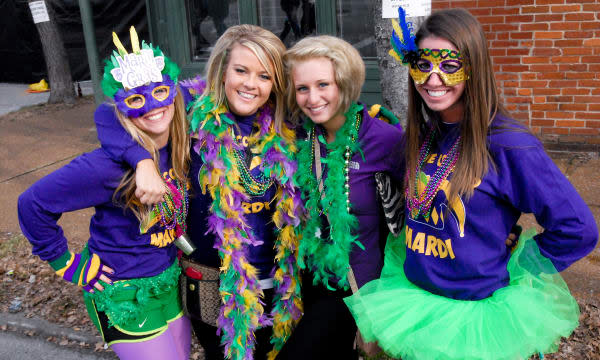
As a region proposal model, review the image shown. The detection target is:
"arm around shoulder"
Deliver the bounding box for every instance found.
[94,103,152,167]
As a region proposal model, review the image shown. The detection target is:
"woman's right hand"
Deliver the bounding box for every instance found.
[89,264,115,293]
[135,159,167,205]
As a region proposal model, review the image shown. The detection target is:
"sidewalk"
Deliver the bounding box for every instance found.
[0,81,94,116]
[0,313,116,360]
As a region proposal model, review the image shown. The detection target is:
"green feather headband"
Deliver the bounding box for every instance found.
[100,26,180,98]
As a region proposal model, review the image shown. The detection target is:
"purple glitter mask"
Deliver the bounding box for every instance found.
[113,75,177,118]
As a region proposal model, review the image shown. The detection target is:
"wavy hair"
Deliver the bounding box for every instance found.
[200,24,288,137]
[113,90,190,221]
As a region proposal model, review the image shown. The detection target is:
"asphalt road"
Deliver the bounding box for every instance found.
[0,331,115,360]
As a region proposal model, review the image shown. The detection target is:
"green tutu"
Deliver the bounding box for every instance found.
[344,229,579,360]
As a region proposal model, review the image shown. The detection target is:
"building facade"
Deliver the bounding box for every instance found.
[143,0,600,147]
[146,0,383,104]
[432,0,600,148]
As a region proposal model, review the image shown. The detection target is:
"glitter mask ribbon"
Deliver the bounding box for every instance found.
[113,75,177,118]
[410,48,468,86]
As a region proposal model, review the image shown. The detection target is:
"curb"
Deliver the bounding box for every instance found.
[0,312,102,345]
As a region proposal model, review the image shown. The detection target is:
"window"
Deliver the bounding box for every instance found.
[258,0,316,48]
[336,0,376,58]
[186,0,240,60]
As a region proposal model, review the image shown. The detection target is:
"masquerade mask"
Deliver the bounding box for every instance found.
[113,75,177,118]
[410,48,468,86]
[388,7,468,87]
[101,26,180,118]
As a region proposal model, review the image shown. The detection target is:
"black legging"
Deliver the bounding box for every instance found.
[191,288,274,360]
[276,274,358,360]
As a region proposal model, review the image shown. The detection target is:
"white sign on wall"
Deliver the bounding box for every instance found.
[29,1,50,24]
[382,0,431,18]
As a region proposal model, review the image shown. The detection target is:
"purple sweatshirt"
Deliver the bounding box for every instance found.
[18,123,177,281]
[311,105,405,287]
[404,115,598,300]
[186,114,277,279]
[94,104,277,279]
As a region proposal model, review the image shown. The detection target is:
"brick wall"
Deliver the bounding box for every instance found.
[431,0,600,149]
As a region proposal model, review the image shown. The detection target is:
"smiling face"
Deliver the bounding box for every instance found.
[223,44,274,116]
[130,104,174,148]
[414,36,466,123]
[292,57,345,136]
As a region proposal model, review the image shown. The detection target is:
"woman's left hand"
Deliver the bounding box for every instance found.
[134,159,167,205]
[505,225,523,248]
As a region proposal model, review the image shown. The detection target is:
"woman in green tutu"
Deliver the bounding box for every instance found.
[344,7,598,360]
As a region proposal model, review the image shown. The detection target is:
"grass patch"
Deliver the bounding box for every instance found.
[0,233,29,257]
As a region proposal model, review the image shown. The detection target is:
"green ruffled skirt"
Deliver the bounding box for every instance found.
[344,229,579,360]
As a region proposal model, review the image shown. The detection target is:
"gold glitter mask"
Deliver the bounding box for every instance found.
[409,48,468,86]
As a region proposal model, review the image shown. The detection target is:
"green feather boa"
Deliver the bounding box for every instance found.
[295,102,364,290]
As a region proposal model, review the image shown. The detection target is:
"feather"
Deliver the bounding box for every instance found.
[129,26,140,53]
[397,6,417,52]
[112,32,128,57]
[389,6,419,64]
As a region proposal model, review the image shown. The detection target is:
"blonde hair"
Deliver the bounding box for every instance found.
[200,24,288,135]
[405,8,505,202]
[284,35,365,122]
[114,90,190,220]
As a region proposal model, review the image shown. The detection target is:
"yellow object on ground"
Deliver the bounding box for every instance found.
[26,79,49,93]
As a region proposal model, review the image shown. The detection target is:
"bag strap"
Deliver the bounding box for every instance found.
[347,267,359,293]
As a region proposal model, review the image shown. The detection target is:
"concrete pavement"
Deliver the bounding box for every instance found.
[0,81,94,116]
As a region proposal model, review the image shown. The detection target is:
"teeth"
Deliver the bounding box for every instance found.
[310,105,326,112]
[427,90,447,97]
[238,91,256,99]
[147,112,163,120]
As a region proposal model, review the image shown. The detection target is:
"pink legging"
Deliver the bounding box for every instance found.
[111,316,191,360]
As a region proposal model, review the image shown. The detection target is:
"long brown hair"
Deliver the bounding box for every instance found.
[405,8,506,202]
[114,90,190,221]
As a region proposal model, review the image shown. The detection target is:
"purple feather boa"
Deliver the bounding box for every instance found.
[192,96,303,359]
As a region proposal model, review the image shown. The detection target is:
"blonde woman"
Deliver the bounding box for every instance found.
[276,36,405,360]
[18,30,192,360]
[93,25,303,360]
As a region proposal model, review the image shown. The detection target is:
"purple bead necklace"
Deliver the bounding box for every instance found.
[406,125,461,220]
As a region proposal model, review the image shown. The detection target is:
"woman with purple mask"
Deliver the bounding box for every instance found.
[345,8,598,360]
[18,27,192,360]
[92,25,303,360]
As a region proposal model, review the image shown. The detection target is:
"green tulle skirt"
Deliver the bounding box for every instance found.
[344,229,579,360]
